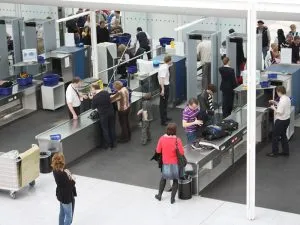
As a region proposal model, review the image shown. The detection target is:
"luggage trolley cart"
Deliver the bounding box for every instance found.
[0,145,40,199]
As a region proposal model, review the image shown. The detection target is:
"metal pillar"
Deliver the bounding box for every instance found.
[0,20,9,79]
[90,11,98,79]
[246,1,257,220]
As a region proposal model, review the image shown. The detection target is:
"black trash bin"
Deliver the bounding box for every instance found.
[178,176,192,200]
[185,170,198,195]
[40,151,52,174]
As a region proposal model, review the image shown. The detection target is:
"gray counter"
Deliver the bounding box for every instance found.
[185,106,269,195]
[35,109,101,165]
[35,93,143,165]
[0,81,42,127]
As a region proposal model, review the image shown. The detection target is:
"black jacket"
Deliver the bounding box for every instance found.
[256,27,269,48]
[290,42,300,63]
[198,91,213,115]
[53,170,76,204]
[150,152,162,171]
[136,31,149,48]
[219,66,237,93]
[97,26,110,43]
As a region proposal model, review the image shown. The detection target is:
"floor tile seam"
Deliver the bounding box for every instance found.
[198,201,226,225]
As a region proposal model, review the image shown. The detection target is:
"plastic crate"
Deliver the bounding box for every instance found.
[268,73,277,79]
[127,66,137,74]
[159,37,174,47]
[260,81,270,88]
[17,76,33,86]
[43,74,59,87]
[0,87,13,95]
[111,33,131,45]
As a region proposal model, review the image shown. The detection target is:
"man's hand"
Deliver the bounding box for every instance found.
[297,60,300,64]
[160,91,164,97]
[193,120,203,126]
[73,114,78,120]
[269,105,276,111]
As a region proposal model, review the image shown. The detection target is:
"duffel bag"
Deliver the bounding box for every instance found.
[202,125,229,141]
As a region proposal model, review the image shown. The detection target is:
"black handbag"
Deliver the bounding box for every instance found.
[175,138,187,168]
[88,110,99,120]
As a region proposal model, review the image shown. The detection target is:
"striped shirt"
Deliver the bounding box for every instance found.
[208,94,214,111]
[111,87,130,111]
[182,106,200,133]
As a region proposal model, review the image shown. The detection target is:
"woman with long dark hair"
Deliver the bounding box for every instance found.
[154,123,185,204]
[52,153,77,225]
[276,29,288,51]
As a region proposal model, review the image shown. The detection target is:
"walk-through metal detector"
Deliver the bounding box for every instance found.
[0,16,24,76]
[186,30,222,104]
[24,18,56,75]
[226,33,262,75]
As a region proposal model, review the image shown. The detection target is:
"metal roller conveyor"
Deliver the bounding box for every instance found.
[185,106,269,195]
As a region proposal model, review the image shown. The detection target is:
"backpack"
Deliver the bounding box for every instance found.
[217,119,238,132]
[202,125,229,141]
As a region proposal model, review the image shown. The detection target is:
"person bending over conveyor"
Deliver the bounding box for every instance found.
[182,98,203,144]
[219,57,237,119]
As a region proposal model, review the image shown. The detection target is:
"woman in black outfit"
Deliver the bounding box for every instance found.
[52,153,77,225]
[219,57,238,119]
[82,27,91,46]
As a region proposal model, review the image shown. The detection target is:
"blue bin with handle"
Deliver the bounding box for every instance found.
[17,76,33,86]
[0,87,13,95]
[159,37,174,47]
[43,73,60,87]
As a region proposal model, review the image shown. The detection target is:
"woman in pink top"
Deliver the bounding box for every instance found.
[155,123,184,204]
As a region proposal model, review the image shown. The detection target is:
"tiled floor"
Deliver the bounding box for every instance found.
[1,174,300,225]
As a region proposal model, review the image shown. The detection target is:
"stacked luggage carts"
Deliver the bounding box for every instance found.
[0,145,40,199]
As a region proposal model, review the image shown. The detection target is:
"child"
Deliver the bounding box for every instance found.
[137,93,153,145]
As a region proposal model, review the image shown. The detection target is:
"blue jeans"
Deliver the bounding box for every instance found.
[59,202,73,225]
[186,131,197,144]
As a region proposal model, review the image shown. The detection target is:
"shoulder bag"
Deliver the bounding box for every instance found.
[175,138,187,168]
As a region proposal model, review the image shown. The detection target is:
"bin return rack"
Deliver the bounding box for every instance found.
[0,144,40,199]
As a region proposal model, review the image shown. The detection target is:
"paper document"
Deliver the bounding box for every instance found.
[280,48,292,64]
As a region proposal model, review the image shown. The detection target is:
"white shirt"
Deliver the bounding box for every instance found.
[66,84,81,107]
[158,64,170,85]
[275,95,291,120]
[197,40,212,63]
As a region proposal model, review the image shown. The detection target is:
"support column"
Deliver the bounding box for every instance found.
[90,11,99,79]
[246,1,257,221]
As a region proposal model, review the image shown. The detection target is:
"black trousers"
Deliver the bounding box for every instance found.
[160,85,170,124]
[68,106,81,119]
[222,92,234,119]
[99,113,116,147]
[158,177,178,200]
[118,108,131,141]
[141,45,152,60]
[272,119,290,154]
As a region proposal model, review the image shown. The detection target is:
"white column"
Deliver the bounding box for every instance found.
[246,1,257,221]
[90,11,99,79]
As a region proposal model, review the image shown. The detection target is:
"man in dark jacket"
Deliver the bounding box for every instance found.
[97,21,110,43]
[219,57,237,119]
[136,27,151,60]
[256,20,270,61]
[290,35,300,64]
[198,84,216,125]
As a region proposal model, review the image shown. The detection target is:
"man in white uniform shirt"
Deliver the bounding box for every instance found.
[267,86,291,157]
[158,55,172,126]
[66,77,82,120]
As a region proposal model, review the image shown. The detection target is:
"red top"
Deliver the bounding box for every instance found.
[156,135,185,164]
